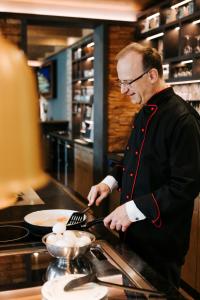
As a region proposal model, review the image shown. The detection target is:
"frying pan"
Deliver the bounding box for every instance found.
[24,209,87,235]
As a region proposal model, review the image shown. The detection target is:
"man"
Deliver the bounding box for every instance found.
[87,43,200,287]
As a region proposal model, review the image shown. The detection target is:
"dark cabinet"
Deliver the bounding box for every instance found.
[74,143,93,199]
[49,135,58,179]
[57,140,74,188]
[66,143,74,189]
[44,134,74,188]
[57,139,66,185]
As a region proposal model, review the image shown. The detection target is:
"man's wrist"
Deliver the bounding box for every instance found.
[125,200,146,222]
[101,175,118,192]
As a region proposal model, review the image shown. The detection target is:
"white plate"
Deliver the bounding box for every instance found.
[24,209,86,227]
[41,274,108,300]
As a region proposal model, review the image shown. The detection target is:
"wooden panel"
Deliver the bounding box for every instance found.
[196,195,200,291]
[0,256,26,285]
[107,25,140,152]
[74,144,93,198]
[74,143,93,165]
[181,196,200,292]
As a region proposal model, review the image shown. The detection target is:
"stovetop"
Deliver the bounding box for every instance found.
[0,221,44,252]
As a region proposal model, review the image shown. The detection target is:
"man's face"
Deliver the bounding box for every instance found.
[117,51,149,105]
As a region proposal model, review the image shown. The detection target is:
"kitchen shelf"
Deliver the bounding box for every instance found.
[166,77,200,83]
[136,0,200,102]
[164,53,200,63]
[72,53,94,64]
[71,34,94,143]
[72,76,94,83]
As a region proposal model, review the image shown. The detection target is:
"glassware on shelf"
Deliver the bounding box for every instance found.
[194,35,200,54]
[183,35,193,55]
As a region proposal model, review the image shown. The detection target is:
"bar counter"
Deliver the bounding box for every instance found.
[0,180,186,299]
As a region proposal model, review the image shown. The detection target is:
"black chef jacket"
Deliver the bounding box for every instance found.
[111,87,200,265]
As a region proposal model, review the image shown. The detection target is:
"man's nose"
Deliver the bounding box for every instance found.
[121,84,128,94]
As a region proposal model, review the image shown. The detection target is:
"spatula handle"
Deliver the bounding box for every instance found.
[80,206,91,214]
[83,217,104,229]
[96,280,166,298]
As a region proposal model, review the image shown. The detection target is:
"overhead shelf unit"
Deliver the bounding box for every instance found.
[71,34,94,143]
[136,0,200,114]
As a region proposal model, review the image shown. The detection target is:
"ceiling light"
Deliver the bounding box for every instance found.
[146,12,160,20]
[181,60,193,64]
[28,60,42,67]
[193,19,200,24]
[87,42,94,47]
[171,0,192,9]
[146,32,164,41]
[87,57,94,61]
[169,79,200,85]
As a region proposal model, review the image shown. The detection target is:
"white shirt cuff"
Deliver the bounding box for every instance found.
[101,175,118,192]
[125,200,146,222]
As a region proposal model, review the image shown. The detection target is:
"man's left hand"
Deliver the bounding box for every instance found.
[104,204,132,232]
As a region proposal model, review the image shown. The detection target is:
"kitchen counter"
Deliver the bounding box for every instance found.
[0,180,186,299]
[49,131,73,144]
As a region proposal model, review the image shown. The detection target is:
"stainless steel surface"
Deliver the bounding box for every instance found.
[96,240,156,291]
[42,230,96,261]
[45,256,93,281]
[64,272,166,299]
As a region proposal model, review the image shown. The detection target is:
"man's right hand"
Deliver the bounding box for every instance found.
[87,182,110,207]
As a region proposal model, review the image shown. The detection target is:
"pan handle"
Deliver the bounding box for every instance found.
[83,217,104,229]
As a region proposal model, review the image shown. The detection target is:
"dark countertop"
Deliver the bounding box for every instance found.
[74,138,93,148]
[0,180,185,299]
[49,131,73,144]
[48,132,93,148]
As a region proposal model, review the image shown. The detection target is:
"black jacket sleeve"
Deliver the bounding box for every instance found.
[109,161,123,189]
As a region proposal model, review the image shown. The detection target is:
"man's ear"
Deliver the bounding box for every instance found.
[148,68,159,83]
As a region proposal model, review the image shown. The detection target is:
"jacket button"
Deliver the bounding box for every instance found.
[141,128,145,133]
[126,145,130,150]
[135,150,139,156]
[123,167,126,172]
[126,194,130,200]
[130,172,134,177]
[118,188,122,192]
[132,124,135,129]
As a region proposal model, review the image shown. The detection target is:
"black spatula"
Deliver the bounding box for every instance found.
[67,206,91,226]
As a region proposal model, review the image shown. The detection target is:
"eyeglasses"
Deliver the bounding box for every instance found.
[117,69,150,88]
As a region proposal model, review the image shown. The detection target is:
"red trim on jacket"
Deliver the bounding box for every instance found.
[130,104,158,199]
[151,193,162,228]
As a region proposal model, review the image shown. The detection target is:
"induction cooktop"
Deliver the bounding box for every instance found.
[0,221,44,252]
